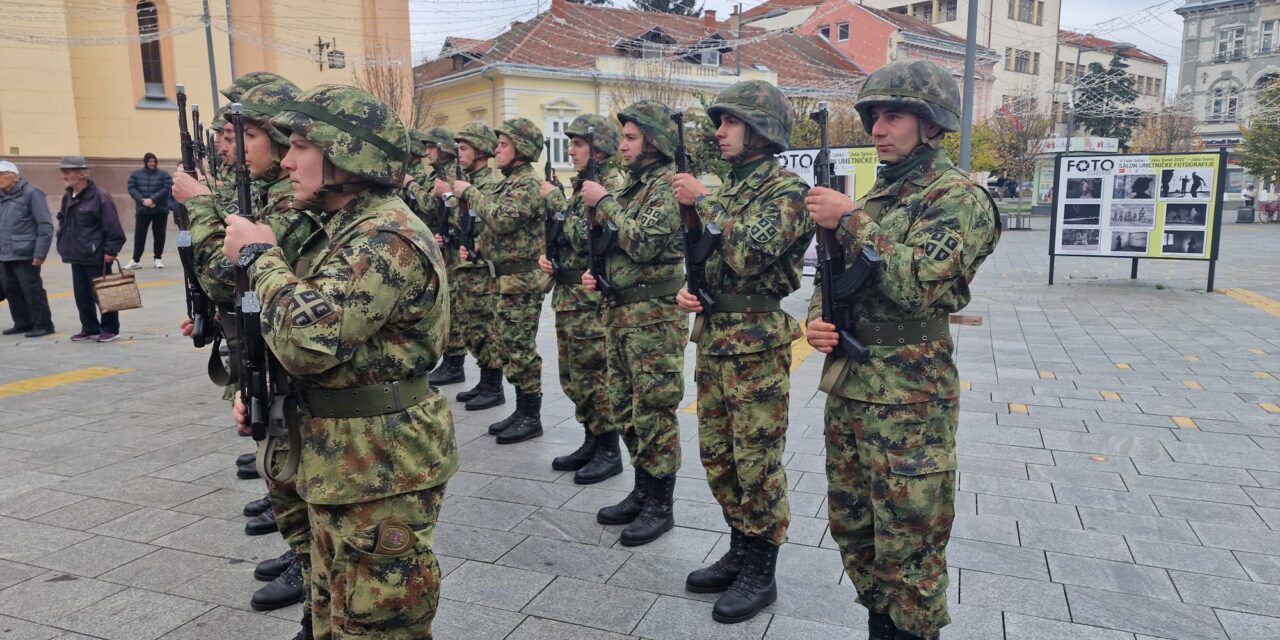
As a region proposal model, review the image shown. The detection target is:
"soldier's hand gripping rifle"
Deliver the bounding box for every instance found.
[583,126,617,298]
[456,162,480,263]
[811,102,879,369]
[672,111,721,341]
[173,84,218,349]
[544,138,566,279]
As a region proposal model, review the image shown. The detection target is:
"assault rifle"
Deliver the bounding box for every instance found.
[173,84,217,349]
[191,105,209,184]
[543,138,566,278]
[583,126,617,298]
[671,111,721,321]
[206,130,221,182]
[229,104,271,443]
[811,102,879,366]
[457,162,480,262]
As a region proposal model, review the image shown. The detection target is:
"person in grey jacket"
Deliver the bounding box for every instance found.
[0,160,55,337]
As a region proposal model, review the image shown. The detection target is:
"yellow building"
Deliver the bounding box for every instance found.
[0,0,411,207]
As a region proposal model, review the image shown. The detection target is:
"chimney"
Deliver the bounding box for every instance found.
[703,9,717,27]
[728,6,741,33]
[551,0,566,19]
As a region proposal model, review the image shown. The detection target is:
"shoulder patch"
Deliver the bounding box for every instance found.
[923,231,960,262]
[290,289,335,327]
[749,216,780,245]
[637,206,664,229]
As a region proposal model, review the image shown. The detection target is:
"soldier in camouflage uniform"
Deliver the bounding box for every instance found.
[401,130,431,219]
[452,118,548,443]
[212,72,298,198]
[540,114,626,483]
[222,84,457,640]
[415,128,469,387]
[672,80,815,623]
[437,124,505,411]
[580,100,687,546]
[804,60,1000,640]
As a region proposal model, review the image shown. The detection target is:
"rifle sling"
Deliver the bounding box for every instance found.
[297,376,433,419]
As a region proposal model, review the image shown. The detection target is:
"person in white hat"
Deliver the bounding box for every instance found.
[0,160,55,337]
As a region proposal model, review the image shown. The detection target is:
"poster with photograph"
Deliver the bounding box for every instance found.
[1053,153,1221,260]
[779,146,879,199]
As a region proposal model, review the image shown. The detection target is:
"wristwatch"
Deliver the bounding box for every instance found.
[237,243,275,269]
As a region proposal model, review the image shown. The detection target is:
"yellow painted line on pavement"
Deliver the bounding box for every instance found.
[681,323,818,415]
[1115,363,1133,371]
[1219,288,1280,318]
[1183,381,1204,390]
[960,381,972,391]
[1250,348,1267,356]
[1009,403,1029,414]
[1039,371,1056,380]
[1184,355,1201,362]
[1100,391,1121,401]
[1260,403,1280,414]
[1172,416,1198,429]
[0,367,132,400]
[1255,371,1277,380]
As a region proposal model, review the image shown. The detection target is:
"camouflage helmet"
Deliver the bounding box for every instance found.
[424,127,457,157]
[269,84,410,188]
[707,80,793,152]
[408,130,429,158]
[564,114,620,156]
[617,100,680,159]
[497,117,544,163]
[226,82,300,146]
[854,60,962,134]
[455,123,498,157]
[221,71,297,103]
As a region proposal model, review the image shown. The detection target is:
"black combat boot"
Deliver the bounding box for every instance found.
[574,429,623,484]
[868,612,897,640]
[619,474,676,546]
[242,494,271,517]
[597,467,650,525]
[429,354,466,386]
[236,460,260,480]
[254,550,296,581]
[457,366,500,403]
[552,426,596,471]
[711,536,779,623]
[686,528,748,593]
[488,388,525,435]
[250,554,305,611]
[292,608,314,640]
[245,509,279,536]
[894,630,938,640]
[497,392,543,444]
[236,452,256,467]
[464,368,506,410]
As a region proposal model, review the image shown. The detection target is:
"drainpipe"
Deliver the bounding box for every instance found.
[483,67,497,128]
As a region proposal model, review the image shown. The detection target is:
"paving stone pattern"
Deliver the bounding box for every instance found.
[0,221,1278,638]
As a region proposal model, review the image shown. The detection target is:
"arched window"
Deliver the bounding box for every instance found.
[1207,79,1241,123]
[138,1,165,99]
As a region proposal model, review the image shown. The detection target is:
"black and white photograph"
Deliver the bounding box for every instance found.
[1110,203,1155,227]
[1165,202,1208,226]
[1059,228,1100,252]
[1111,231,1149,253]
[1160,168,1212,199]
[1066,177,1103,199]
[1162,230,1206,255]
[1063,203,1101,225]
[1112,173,1156,199]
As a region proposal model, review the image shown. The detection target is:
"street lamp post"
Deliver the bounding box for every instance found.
[1064,37,1135,153]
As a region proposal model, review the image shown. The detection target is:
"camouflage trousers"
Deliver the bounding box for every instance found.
[452,267,500,370]
[309,485,446,640]
[266,443,312,606]
[496,292,544,394]
[605,319,685,477]
[442,265,466,359]
[696,346,791,546]
[824,397,958,638]
[555,308,608,433]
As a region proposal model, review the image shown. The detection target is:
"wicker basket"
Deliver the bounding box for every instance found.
[93,264,143,313]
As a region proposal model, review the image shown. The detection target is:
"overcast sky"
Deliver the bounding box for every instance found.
[409,0,1186,90]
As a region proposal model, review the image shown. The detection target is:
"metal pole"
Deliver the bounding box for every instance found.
[203,0,221,111]
[1064,45,1083,155]
[958,0,979,170]
[225,0,236,79]
[736,3,743,76]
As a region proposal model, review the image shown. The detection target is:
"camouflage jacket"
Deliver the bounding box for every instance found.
[186,173,319,305]
[550,165,625,312]
[594,160,685,327]
[807,148,1000,404]
[466,161,546,294]
[695,157,814,356]
[247,190,458,504]
[453,165,499,295]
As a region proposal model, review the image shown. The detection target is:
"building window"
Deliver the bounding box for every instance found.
[819,25,831,40]
[544,116,572,168]
[1009,0,1043,25]
[836,22,849,42]
[700,48,720,66]
[1216,27,1245,61]
[911,2,933,23]
[1155,78,1162,95]
[1209,87,1239,122]
[888,4,908,15]
[641,41,665,59]
[1261,20,1277,53]
[940,0,958,22]
[137,1,165,99]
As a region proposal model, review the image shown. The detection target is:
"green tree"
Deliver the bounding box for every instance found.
[1242,80,1280,182]
[940,120,999,173]
[686,93,730,181]
[632,0,700,16]
[1074,52,1140,150]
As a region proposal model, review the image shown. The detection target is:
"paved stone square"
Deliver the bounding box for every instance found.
[1,218,1279,639]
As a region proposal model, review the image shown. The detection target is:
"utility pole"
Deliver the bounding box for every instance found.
[959,0,978,171]
[202,0,220,111]
[736,3,742,76]
[226,0,236,79]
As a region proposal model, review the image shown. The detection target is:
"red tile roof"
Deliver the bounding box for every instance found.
[441,37,494,56]
[1058,30,1167,65]
[742,0,823,21]
[868,7,968,46]
[417,1,864,93]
